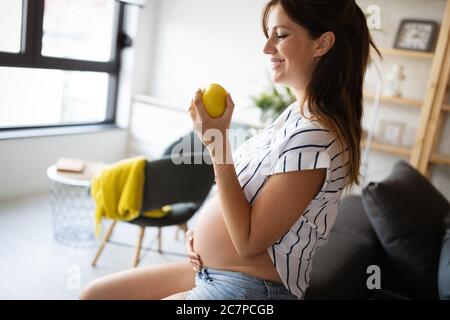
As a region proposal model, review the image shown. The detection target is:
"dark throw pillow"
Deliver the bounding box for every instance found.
[438,220,450,300]
[362,160,450,299]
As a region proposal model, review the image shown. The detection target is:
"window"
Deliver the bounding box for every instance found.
[0,67,109,127]
[0,0,23,53]
[41,0,116,62]
[0,0,126,131]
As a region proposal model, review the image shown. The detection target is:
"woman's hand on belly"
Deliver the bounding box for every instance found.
[186,230,203,272]
[191,195,281,282]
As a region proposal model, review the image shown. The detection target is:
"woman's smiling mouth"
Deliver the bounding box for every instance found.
[271,58,285,69]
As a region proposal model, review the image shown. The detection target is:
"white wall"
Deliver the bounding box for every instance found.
[145,0,270,125]
[132,0,160,95]
[0,129,127,201]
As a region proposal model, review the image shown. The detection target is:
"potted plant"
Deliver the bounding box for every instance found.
[250,83,296,125]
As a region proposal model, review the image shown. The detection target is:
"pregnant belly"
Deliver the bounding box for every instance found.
[193,194,281,283]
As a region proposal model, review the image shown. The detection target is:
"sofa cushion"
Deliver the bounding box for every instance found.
[306,195,379,299]
[438,220,450,300]
[362,160,450,299]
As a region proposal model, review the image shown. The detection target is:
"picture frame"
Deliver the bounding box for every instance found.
[376,119,406,146]
[393,19,439,52]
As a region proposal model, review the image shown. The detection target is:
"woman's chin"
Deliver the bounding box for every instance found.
[271,73,285,84]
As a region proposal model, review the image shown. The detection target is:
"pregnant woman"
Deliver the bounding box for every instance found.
[80,0,380,300]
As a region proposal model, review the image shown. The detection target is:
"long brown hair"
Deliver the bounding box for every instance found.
[262,0,381,191]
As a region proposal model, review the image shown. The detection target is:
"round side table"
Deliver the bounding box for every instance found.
[47,161,107,249]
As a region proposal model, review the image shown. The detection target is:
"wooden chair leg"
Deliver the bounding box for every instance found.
[91,220,117,267]
[175,225,180,241]
[157,227,162,252]
[180,223,188,241]
[175,223,189,241]
[132,226,146,268]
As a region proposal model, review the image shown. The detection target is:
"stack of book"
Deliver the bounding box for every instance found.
[56,158,85,173]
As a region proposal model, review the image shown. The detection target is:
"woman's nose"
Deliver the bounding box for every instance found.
[263,38,276,55]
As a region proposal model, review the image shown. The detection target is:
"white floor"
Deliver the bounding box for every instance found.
[0,193,191,300]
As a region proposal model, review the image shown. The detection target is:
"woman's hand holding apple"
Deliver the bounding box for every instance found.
[188,84,235,164]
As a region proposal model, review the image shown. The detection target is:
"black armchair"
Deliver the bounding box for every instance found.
[91,131,215,268]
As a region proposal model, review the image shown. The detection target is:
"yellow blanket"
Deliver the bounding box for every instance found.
[90,156,171,237]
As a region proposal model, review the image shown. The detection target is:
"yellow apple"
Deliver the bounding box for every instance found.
[202,83,227,118]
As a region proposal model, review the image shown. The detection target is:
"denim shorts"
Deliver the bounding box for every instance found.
[184,267,298,300]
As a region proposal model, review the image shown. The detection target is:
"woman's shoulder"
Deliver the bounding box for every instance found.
[281,117,336,146]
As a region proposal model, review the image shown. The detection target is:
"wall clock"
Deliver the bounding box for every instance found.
[394,19,438,52]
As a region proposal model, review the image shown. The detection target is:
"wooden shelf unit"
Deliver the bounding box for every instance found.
[379,47,435,59]
[430,153,450,165]
[361,138,412,157]
[363,140,450,167]
[363,1,450,174]
[409,0,450,175]
[364,91,423,108]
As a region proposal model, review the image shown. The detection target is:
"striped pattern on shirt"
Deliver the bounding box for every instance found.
[231,101,350,299]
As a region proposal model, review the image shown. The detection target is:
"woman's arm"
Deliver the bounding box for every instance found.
[190,90,326,259]
[215,159,326,258]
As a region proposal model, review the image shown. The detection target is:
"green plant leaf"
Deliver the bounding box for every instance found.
[251,83,296,120]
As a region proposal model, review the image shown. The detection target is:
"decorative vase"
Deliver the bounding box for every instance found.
[383,64,406,97]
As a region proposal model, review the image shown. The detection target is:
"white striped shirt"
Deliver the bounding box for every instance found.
[231,101,350,299]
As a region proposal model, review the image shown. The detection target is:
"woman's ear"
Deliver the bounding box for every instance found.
[313,31,335,58]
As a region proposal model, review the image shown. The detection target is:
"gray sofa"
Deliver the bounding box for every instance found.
[305,161,450,300]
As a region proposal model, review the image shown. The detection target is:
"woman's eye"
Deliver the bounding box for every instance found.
[277,34,287,39]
